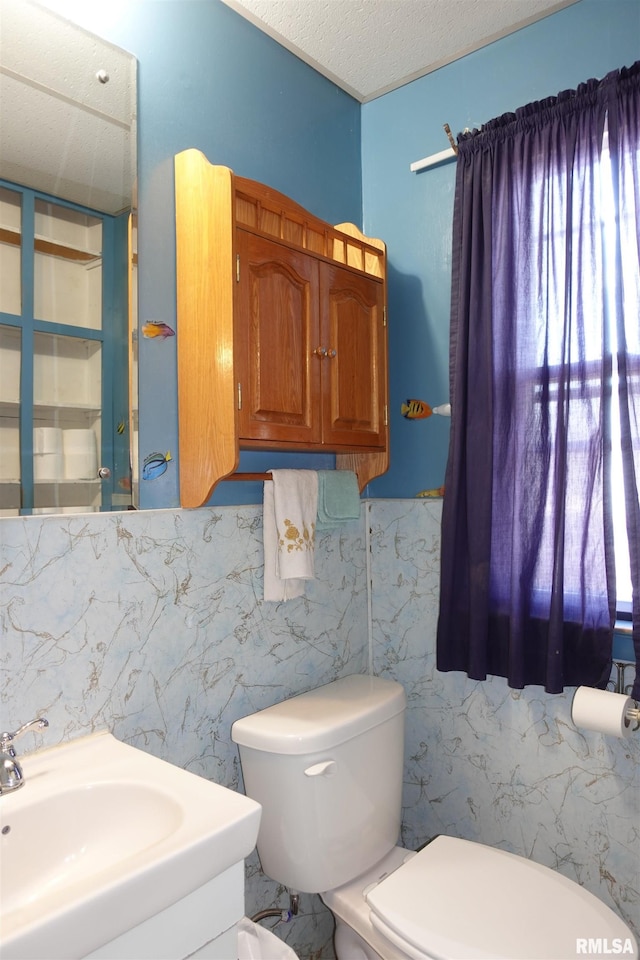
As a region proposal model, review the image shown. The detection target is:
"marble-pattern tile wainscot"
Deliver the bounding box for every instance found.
[2,500,638,956]
[368,498,639,940]
[0,505,369,960]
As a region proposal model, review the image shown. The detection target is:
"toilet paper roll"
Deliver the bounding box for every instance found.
[33,451,63,481]
[63,429,98,480]
[33,427,63,455]
[571,686,634,738]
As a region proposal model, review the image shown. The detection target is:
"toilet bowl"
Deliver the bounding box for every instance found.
[322,847,412,960]
[232,675,638,960]
[237,917,298,959]
[324,841,638,960]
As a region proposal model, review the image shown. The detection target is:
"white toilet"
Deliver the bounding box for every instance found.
[232,674,638,960]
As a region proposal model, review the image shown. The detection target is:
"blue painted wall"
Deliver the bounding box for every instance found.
[76,0,639,506]
[362,0,640,497]
[89,0,362,507]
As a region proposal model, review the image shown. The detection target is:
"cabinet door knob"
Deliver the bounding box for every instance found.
[327,348,337,358]
[98,466,111,479]
[314,346,327,357]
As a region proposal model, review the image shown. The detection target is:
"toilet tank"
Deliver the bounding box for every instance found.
[231,674,406,894]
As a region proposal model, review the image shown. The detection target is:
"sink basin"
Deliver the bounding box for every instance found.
[0,731,261,959]
[2,782,182,917]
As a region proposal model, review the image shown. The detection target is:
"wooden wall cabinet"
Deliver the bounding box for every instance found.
[175,149,389,509]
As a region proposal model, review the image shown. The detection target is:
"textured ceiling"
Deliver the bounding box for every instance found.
[221,0,579,102]
[0,0,137,214]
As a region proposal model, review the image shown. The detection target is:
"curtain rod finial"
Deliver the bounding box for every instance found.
[443,123,459,155]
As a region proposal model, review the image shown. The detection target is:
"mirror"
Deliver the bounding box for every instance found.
[0,0,137,516]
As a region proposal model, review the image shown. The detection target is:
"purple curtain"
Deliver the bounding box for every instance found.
[437,63,640,695]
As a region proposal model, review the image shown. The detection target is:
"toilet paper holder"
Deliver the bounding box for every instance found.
[624,704,639,733]
[607,661,640,732]
[607,660,635,696]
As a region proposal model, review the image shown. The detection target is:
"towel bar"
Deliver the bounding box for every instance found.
[222,468,353,482]
[222,472,271,481]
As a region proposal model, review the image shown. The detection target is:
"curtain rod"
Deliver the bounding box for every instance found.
[410,123,458,173]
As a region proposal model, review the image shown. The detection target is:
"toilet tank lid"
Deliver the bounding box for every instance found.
[231,675,406,754]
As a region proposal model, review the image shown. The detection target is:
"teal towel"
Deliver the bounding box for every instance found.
[316,470,361,529]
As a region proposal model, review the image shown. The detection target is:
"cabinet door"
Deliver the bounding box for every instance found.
[235,230,321,445]
[320,264,386,449]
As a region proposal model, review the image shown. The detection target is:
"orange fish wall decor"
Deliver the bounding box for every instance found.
[401,399,432,420]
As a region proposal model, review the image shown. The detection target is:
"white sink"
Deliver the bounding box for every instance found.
[0,731,261,959]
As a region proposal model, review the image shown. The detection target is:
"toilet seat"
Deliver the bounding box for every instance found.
[365,836,637,960]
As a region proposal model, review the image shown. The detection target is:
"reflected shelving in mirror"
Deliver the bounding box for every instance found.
[0,0,137,516]
[0,183,130,515]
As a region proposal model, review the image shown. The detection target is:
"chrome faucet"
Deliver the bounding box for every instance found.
[0,717,49,794]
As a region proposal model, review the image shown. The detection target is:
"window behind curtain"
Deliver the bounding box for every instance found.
[530,127,634,613]
[603,129,635,610]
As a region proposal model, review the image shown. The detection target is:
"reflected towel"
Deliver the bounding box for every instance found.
[263,469,318,601]
[316,470,361,529]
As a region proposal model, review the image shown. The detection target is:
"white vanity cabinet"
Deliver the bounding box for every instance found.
[86,864,245,960]
[0,183,128,514]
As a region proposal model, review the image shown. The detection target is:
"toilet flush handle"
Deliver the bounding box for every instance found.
[304,760,336,777]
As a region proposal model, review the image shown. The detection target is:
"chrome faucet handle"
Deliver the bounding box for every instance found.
[0,717,49,757]
[0,718,48,795]
[0,754,24,793]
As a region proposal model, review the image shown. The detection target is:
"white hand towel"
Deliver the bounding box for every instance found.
[263,470,318,601]
[263,481,305,601]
